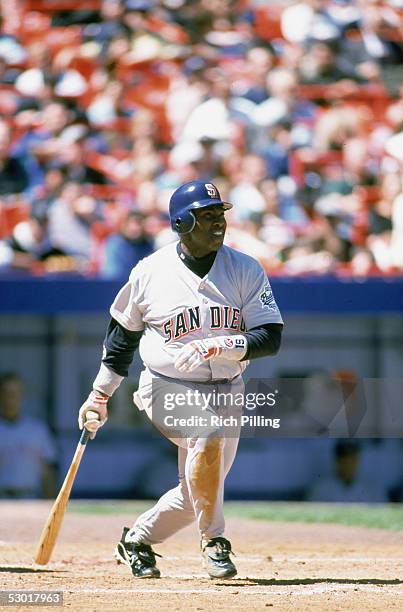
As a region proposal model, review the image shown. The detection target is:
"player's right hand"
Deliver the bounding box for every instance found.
[78,390,109,439]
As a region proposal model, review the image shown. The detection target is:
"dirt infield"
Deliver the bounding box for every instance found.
[1,502,402,611]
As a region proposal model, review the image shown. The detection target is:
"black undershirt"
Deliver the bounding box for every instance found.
[176,242,217,277]
[102,244,282,376]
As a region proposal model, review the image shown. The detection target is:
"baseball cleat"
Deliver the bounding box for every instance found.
[202,536,237,579]
[114,527,161,578]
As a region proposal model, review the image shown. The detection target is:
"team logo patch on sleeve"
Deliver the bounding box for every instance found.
[259,284,278,311]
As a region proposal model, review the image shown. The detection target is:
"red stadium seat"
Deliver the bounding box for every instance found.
[254,5,284,41]
[86,184,132,201]
[25,0,101,11]
[19,11,51,45]
[70,56,99,81]
[147,16,189,45]
[289,150,343,186]
[297,84,392,122]
[354,186,381,208]
[45,26,82,53]
[0,201,31,239]
[122,79,172,144]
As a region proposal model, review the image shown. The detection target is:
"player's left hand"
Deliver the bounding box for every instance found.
[174,335,248,373]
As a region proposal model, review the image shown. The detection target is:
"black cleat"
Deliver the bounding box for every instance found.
[202,536,237,579]
[114,527,161,578]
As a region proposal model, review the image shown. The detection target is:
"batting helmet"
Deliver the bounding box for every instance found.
[169,180,233,234]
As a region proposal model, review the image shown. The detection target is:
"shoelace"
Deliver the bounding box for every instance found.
[127,543,162,567]
[206,537,236,558]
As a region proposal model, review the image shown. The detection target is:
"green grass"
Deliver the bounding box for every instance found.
[69,500,403,531]
[224,502,403,531]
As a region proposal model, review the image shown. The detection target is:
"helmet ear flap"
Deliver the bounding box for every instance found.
[175,210,196,234]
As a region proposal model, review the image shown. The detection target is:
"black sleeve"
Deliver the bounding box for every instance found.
[102,317,143,377]
[242,323,283,361]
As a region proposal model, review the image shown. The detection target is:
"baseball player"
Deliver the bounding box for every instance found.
[79,180,283,579]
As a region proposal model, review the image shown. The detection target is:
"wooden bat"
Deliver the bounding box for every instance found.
[34,411,99,565]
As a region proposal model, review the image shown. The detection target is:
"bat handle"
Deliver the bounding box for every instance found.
[80,409,101,444]
[79,429,90,445]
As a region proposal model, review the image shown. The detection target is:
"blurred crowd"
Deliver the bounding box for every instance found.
[0,0,402,278]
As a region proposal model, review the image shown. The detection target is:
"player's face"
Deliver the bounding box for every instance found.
[182,206,227,257]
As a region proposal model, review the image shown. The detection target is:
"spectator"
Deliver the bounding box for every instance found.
[386,82,403,130]
[252,69,318,131]
[229,154,268,221]
[283,241,336,275]
[281,0,345,46]
[0,120,28,196]
[0,210,74,274]
[0,15,28,66]
[181,68,240,142]
[192,136,223,180]
[101,210,154,279]
[12,102,70,193]
[166,56,209,141]
[349,246,380,276]
[313,106,364,151]
[366,170,398,270]
[0,55,20,86]
[0,0,401,276]
[48,183,100,267]
[308,439,389,502]
[86,80,126,127]
[237,46,274,105]
[0,373,57,498]
[253,122,292,179]
[390,189,403,269]
[298,41,362,85]
[59,141,108,185]
[15,102,70,159]
[83,0,126,58]
[341,3,403,81]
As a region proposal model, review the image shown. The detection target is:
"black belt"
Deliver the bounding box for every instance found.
[190,378,235,385]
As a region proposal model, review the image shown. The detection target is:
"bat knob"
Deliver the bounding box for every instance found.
[84,409,102,438]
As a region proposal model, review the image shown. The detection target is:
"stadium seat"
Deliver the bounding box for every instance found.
[147,15,189,45]
[45,26,82,54]
[0,201,31,239]
[19,11,51,45]
[254,5,284,41]
[25,0,101,11]
[289,150,344,187]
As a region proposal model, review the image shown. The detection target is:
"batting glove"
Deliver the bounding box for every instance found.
[78,390,109,439]
[174,335,248,373]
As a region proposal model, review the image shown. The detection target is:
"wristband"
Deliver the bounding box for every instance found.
[93,362,123,397]
[89,390,109,404]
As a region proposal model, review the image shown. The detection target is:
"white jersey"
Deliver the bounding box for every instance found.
[110,241,283,381]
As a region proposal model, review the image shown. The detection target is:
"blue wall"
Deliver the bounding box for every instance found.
[1,276,403,313]
[1,277,402,500]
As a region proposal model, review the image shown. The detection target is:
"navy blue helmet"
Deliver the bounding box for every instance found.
[169,180,233,234]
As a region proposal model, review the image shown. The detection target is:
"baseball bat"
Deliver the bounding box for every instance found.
[34,411,99,565]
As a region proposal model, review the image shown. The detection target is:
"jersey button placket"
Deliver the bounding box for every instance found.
[200,291,212,356]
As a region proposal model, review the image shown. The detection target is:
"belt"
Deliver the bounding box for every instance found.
[189,378,235,385]
[148,368,238,385]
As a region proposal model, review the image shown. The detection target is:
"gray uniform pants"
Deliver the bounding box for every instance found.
[128,369,243,545]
